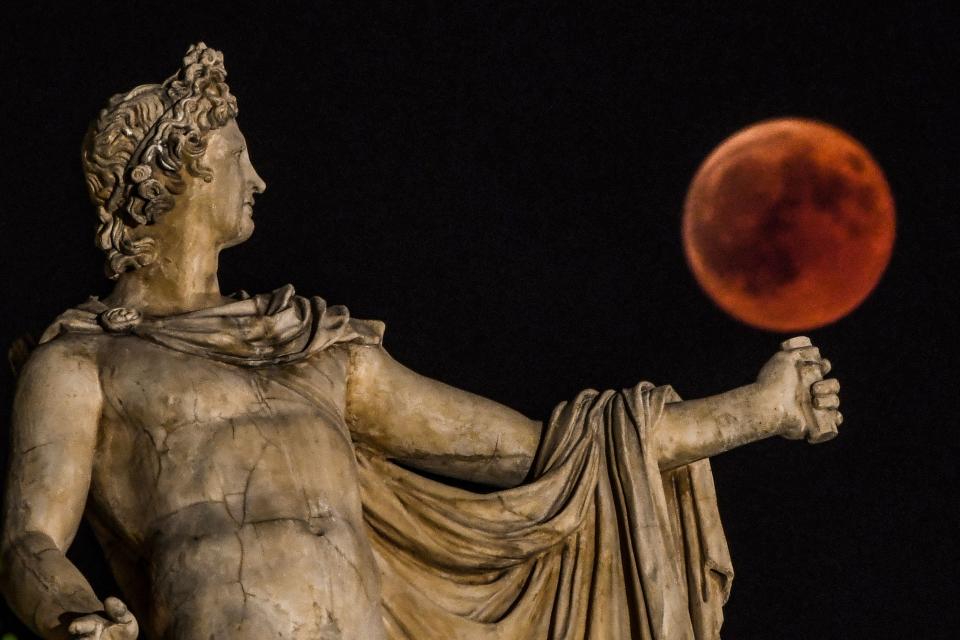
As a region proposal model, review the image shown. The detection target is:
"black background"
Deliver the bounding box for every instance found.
[1,2,957,638]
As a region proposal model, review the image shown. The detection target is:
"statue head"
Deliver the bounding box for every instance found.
[82,43,265,279]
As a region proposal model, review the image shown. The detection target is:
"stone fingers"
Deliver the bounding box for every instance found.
[781,336,831,374]
[780,336,812,350]
[820,358,832,375]
[793,346,822,364]
[799,363,839,443]
[105,597,133,624]
[68,616,105,639]
[812,378,840,410]
[797,358,825,388]
[812,378,839,394]
[104,597,139,638]
[778,337,841,443]
[813,395,840,409]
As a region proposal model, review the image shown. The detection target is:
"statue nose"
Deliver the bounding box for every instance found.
[250,173,267,194]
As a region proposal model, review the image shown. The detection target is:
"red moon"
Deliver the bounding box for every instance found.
[682,118,895,332]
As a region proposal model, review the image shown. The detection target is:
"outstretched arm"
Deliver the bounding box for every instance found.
[0,340,137,640]
[346,345,541,488]
[345,337,840,486]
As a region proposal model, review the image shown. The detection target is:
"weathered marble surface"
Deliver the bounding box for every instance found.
[0,44,840,640]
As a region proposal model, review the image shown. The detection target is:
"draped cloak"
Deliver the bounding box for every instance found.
[38,285,733,640]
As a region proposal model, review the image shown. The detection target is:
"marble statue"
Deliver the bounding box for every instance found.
[0,44,841,640]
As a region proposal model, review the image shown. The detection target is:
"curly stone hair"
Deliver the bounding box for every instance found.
[82,43,238,278]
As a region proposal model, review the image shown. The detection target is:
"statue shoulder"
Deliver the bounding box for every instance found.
[11,334,105,426]
[10,299,109,378]
[10,325,106,456]
[17,332,103,378]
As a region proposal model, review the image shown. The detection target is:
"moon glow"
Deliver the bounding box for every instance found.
[682,118,895,332]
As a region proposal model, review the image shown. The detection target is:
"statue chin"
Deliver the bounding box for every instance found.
[222,216,255,249]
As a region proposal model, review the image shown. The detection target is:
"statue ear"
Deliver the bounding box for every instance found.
[8,333,37,377]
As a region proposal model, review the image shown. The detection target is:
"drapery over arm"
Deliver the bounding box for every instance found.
[356,382,733,640]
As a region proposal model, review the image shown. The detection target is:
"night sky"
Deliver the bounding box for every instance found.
[1,3,957,638]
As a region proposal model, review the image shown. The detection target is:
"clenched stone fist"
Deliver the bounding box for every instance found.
[756,336,841,443]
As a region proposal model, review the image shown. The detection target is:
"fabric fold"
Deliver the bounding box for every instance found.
[357,383,732,640]
[38,285,384,364]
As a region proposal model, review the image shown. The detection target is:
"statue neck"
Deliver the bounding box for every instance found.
[104,231,232,316]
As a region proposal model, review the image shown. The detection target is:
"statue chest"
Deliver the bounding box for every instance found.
[89,338,364,544]
[97,337,351,427]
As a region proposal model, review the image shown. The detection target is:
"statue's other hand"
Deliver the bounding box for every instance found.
[756,336,841,443]
[68,597,139,640]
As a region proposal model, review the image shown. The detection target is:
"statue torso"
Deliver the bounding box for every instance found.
[87,335,385,640]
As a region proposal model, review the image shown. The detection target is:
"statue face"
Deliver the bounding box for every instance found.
[189,119,266,249]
